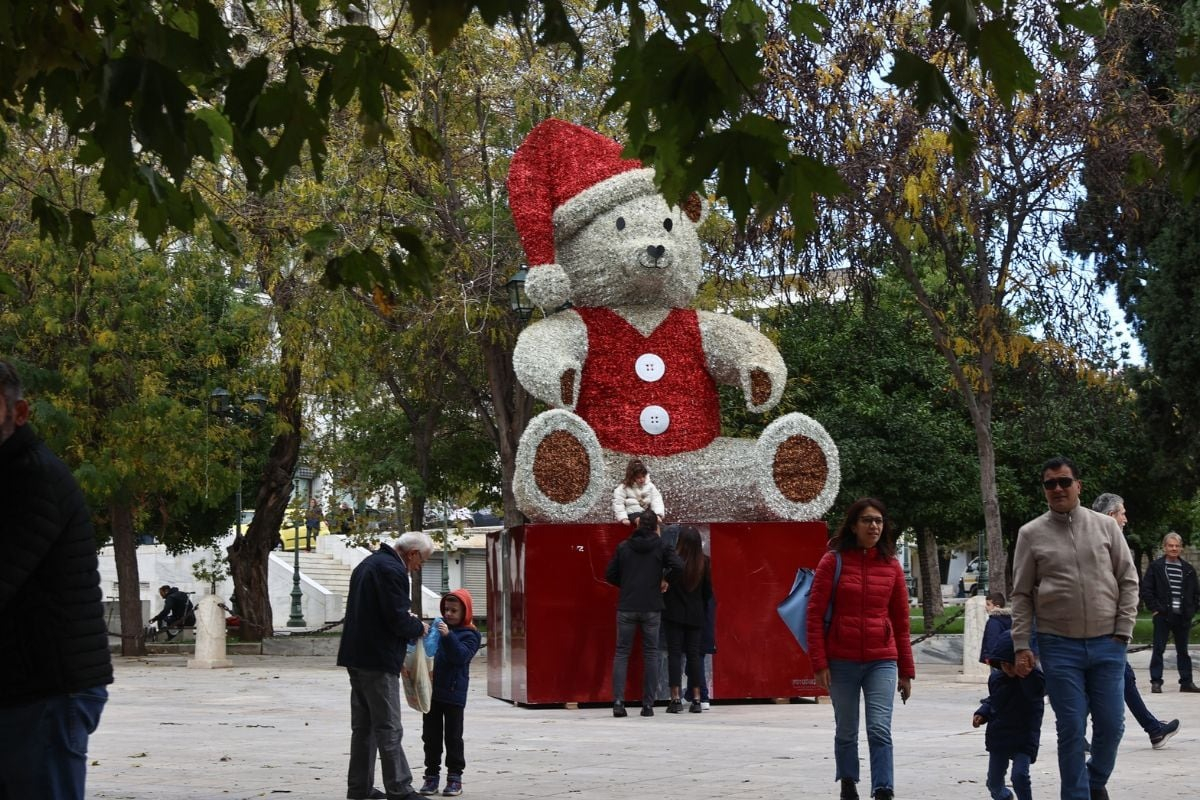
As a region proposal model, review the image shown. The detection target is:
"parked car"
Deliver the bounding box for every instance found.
[958,557,988,597]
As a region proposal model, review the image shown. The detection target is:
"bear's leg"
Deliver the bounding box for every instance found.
[513,409,606,522]
[755,414,841,521]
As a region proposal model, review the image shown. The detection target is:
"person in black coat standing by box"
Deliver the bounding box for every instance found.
[605,509,684,718]
[0,359,113,800]
[337,532,433,800]
[1141,531,1200,693]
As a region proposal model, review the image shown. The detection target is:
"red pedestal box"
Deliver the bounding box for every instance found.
[486,521,829,705]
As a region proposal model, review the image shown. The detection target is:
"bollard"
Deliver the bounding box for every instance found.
[958,594,991,682]
[188,594,233,669]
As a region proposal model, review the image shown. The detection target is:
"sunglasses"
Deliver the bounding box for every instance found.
[1042,477,1076,490]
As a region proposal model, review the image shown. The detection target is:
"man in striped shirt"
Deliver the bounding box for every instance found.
[1140,532,1200,693]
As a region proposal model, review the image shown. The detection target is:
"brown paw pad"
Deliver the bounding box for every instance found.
[772,435,828,503]
[533,430,591,504]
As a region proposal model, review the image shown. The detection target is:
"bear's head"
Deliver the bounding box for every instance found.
[509,119,707,311]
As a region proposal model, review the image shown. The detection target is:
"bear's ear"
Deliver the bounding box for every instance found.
[525,264,573,310]
[681,192,710,224]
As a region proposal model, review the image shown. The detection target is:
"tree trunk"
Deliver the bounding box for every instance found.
[226,355,303,643]
[971,394,1008,598]
[482,338,532,528]
[917,527,944,633]
[110,502,145,656]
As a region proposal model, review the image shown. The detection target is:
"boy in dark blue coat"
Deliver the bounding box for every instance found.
[418,589,481,797]
[973,593,1044,800]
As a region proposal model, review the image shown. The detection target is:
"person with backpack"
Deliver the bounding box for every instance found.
[806,498,915,800]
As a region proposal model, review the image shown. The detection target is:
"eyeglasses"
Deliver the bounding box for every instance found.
[1042,477,1076,490]
[858,516,884,526]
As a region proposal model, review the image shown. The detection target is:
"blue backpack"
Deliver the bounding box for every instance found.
[777,552,842,653]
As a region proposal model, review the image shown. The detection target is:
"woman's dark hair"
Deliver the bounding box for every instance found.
[636,508,658,533]
[623,458,648,487]
[830,497,896,559]
[675,526,707,592]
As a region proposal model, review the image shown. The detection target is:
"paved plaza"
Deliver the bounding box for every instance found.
[87,649,1196,799]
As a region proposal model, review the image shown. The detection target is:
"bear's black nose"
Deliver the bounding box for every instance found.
[646,244,665,260]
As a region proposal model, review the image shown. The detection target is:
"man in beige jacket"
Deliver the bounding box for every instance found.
[1011,457,1139,800]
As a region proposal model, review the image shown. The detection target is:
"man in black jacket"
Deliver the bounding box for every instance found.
[150,585,196,639]
[0,360,113,799]
[337,531,433,800]
[604,510,684,718]
[1140,531,1200,693]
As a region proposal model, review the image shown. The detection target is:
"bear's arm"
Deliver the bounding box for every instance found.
[512,311,588,409]
[697,310,786,412]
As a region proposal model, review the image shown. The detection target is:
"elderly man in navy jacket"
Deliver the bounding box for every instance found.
[337,531,433,800]
[0,360,113,800]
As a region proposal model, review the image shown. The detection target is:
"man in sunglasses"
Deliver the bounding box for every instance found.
[1010,457,1139,800]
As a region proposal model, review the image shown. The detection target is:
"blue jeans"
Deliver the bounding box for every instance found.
[0,685,107,800]
[612,610,661,705]
[987,751,1031,800]
[1038,634,1126,800]
[1123,661,1162,735]
[1149,613,1194,686]
[828,659,897,794]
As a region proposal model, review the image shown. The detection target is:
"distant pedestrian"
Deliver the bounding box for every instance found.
[1011,457,1138,800]
[0,359,113,800]
[305,498,323,551]
[662,526,712,714]
[806,497,914,800]
[419,590,481,798]
[337,532,433,800]
[1140,531,1200,694]
[612,458,665,525]
[605,509,683,717]
[972,609,1045,800]
[149,585,196,640]
[1092,493,1181,748]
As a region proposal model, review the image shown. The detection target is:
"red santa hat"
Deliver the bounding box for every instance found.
[507,119,656,308]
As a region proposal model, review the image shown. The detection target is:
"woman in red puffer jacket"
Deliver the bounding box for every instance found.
[806,498,915,800]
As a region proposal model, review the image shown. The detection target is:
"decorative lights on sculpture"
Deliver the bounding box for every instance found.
[507,119,840,523]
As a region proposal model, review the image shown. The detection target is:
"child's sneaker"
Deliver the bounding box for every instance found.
[442,775,463,796]
[666,699,683,713]
[418,775,439,795]
[689,700,702,713]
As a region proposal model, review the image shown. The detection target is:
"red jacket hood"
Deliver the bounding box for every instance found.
[442,588,477,630]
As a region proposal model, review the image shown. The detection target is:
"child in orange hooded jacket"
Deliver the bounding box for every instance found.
[418,589,481,797]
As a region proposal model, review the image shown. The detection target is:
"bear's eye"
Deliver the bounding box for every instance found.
[663,217,673,232]
[615,217,626,231]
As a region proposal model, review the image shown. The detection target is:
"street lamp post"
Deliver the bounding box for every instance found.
[440,503,451,595]
[506,267,535,322]
[287,515,307,628]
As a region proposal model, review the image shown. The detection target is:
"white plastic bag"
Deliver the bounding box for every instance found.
[402,636,433,713]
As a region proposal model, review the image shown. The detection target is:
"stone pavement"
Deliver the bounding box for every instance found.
[87,650,1197,800]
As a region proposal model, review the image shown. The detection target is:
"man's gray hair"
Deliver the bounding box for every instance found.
[394,531,434,557]
[1092,493,1124,516]
[0,360,23,407]
[1163,531,1184,547]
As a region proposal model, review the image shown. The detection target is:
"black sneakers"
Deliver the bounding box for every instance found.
[1151,681,1163,693]
[612,702,628,718]
[1180,683,1200,693]
[640,704,654,717]
[666,699,683,713]
[840,779,858,800]
[873,789,893,800]
[1150,718,1181,749]
[689,700,702,713]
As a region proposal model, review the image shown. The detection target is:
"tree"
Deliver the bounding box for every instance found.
[0,118,257,654]
[738,0,1112,596]
[765,277,979,626]
[1065,0,1200,488]
[0,1,1137,300]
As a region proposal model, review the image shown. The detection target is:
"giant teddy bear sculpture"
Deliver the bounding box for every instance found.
[508,119,839,523]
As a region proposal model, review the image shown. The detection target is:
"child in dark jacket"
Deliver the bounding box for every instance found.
[973,594,1044,800]
[419,589,481,798]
